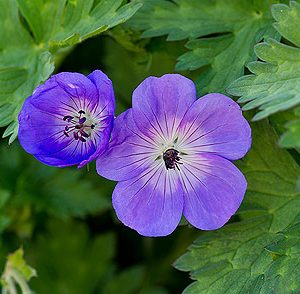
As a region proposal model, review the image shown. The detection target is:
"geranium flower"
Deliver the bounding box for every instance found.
[97,74,251,237]
[18,70,115,168]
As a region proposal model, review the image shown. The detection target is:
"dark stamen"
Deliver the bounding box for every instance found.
[163,148,182,170]
[62,110,95,142]
[79,117,86,124]
[80,130,89,138]
[63,115,74,122]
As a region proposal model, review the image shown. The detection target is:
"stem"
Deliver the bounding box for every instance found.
[9,270,31,294]
[2,276,17,294]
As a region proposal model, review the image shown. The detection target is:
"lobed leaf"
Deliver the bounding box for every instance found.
[128,0,279,95]
[175,122,300,293]
[227,1,300,148]
[0,0,141,143]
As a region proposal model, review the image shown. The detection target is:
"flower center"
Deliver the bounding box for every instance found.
[163,148,182,170]
[62,109,96,143]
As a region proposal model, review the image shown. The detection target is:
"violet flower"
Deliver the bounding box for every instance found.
[97,74,251,237]
[18,70,115,168]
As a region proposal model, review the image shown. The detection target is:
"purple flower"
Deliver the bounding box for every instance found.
[18,70,115,168]
[97,74,251,237]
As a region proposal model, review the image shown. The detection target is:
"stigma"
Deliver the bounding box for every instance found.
[163,148,182,170]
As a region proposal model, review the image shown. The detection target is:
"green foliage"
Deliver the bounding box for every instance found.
[28,220,116,294]
[1,248,36,294]
[128,0,279,95]
[228,1,300,148]
[102,34,187,113]
[0,143,112,236]
[0,0,141,143]
[175,122,300,293]
[278,107,300,148]
[102,265,146,294]
[26,220,170,294]
[0,190,11,234]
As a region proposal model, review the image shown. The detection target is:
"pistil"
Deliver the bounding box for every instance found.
[163,148,182,170]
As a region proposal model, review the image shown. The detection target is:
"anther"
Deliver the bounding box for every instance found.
[79,117,86,124]
[63,115,74,122]
[63,110,95,142]
[80,130,89,138]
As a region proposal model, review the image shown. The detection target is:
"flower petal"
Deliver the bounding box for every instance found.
[180,154,247,230]
[87,70,116,115]
[97,109,156,181]
[34,138,96,167]
[30,72,99,115]
[178,93,251,160]
[132,74,196,140]
[18,99,72,155]
[78,116,113,168]
[78,70,116,168]
[112,165,184,237]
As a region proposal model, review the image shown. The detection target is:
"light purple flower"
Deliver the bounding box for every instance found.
[18,70,115,168]
[97,74,251,237]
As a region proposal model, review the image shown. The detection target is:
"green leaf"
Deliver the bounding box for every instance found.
[16,167,112,219]
[174,122,300,293]
[17,0,142,49]
[227,1,300,148]
[102,265,145,294]
[102,34,186,114]
[278,107,300,148]
[1,248,36,294]
[0,0,141,143]
[0,190,10,209]
[28,220,116,294]
[128,0,279,95]
[0,143,112,223]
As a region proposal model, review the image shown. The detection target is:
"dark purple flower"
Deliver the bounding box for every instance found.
[18,70,115,168]
[97,74,251,237]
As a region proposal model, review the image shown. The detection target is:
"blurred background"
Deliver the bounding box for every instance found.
[0,31,200,294]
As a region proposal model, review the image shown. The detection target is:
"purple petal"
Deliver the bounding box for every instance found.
[178,93,251,160]
[132,74,196,140]
[181,154,247,230]
[78,115,113,168]
[97,109,154,181]
[87,70,116,115]
[31,117,113,168]
[18,99,72,155]
[30,72,99,115]
[112,165,184,237]
[34,136,98,167]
